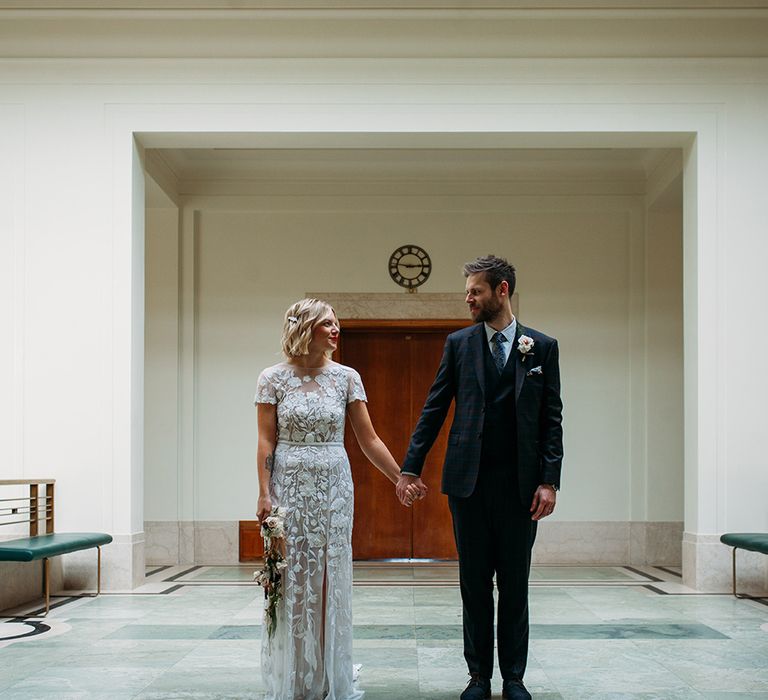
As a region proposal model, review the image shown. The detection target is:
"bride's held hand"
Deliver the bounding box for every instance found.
[396,474,427,507]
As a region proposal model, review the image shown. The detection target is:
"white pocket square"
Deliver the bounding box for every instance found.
[526,366,543,376]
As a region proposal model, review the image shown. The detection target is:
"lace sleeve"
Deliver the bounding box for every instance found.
[255,369,278,405]
[346,368,367,404]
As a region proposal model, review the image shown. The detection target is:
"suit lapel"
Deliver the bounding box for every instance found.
[469,324,486,400]
[514,323,526,402]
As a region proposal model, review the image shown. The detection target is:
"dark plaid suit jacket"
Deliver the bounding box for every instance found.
[402,322,563,502]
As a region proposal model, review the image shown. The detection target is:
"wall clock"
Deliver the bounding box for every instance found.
[388,245,432,291]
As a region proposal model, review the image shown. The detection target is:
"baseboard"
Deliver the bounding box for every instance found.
[145,519,683,567]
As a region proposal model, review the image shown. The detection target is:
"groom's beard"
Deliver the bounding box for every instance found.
[472,295,504,324]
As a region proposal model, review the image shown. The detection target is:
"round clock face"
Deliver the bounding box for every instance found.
[389,245,432,289]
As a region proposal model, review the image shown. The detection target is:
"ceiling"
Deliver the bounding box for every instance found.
[145,145,679,207]
[154,147,670,181]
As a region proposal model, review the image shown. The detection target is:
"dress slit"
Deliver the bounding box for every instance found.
[320,541,328,695]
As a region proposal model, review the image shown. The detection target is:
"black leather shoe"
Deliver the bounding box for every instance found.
[502,677,531,700]
[460,673,491,700]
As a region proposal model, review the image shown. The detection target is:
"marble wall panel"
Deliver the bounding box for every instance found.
[0,562,42,612]
[62,534,144,591]
[145,521,180,565]
[645,521,684,565]
[194,521,239,565]
[145,520,237,566]
[180,521,196,565]
[629,521,683,566]
[532,522,631,565]
[684,532,767,594]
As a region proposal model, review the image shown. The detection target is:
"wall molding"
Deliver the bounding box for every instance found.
[310,292,470,320]
[2,5,768,59]
[7,1,768,9]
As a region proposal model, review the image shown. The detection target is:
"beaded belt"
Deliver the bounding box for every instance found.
[277,440,344,447]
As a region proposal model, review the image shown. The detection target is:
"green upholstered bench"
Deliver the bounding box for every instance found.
[720,532,768,598]
[0,479,113,615]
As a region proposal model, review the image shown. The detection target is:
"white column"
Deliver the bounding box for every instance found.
[683,101,768,593]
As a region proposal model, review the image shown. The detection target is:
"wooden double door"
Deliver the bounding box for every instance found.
[339,320,469,560]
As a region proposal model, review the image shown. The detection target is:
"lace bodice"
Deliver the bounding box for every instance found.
[255,362,367,444]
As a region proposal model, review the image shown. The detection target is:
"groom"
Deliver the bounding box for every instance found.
[397,255,563,700]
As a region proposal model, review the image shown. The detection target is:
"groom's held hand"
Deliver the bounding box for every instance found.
[396,474,427,507]
[530,484,557,521]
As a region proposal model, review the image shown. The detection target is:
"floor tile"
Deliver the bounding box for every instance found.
[1,564,766,699]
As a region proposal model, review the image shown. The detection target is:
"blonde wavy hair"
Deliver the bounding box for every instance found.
[281,298,338,359]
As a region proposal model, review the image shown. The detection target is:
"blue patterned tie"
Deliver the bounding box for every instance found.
[491,331,507,373]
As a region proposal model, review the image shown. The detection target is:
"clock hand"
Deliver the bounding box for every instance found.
[398,263,423,268]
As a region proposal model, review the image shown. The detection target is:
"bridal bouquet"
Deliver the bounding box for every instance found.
[253,506,288,639]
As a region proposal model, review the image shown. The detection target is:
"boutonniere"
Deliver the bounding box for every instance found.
[517,335,535,362]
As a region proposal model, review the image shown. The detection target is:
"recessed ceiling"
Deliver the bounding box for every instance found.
[149,146,674,185]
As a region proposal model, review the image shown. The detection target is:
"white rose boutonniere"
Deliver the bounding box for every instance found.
[517,335,535,362]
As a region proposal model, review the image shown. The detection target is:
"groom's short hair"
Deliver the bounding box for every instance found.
[463,255,516,295]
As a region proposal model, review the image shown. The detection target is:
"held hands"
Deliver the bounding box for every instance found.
[530,484,556,521]
[396,474,428,507]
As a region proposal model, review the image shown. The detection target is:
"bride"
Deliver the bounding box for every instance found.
[255,298,423,700]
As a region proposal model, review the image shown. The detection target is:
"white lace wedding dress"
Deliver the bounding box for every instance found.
[255,361,366,700]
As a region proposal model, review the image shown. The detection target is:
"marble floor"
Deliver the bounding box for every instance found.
[1,563,767,699]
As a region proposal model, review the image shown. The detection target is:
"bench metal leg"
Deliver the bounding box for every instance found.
[731,546,768,600]
[34,547,104,617]
[43,557,50,616]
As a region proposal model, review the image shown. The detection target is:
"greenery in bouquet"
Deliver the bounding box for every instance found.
[253,506,288,639]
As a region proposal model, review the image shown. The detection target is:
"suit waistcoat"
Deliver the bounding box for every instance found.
[480,336,518,472]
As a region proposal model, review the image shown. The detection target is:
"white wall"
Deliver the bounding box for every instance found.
[188,202,646,522]
[144,187,683,566]
[2,49,766,592]
[646,183,685,522]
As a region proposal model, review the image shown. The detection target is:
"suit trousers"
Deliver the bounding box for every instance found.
[448,468,537,681]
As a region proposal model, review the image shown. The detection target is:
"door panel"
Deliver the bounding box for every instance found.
[409,333,458,559]
[340,322,467,560]
[341,332,412,559]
